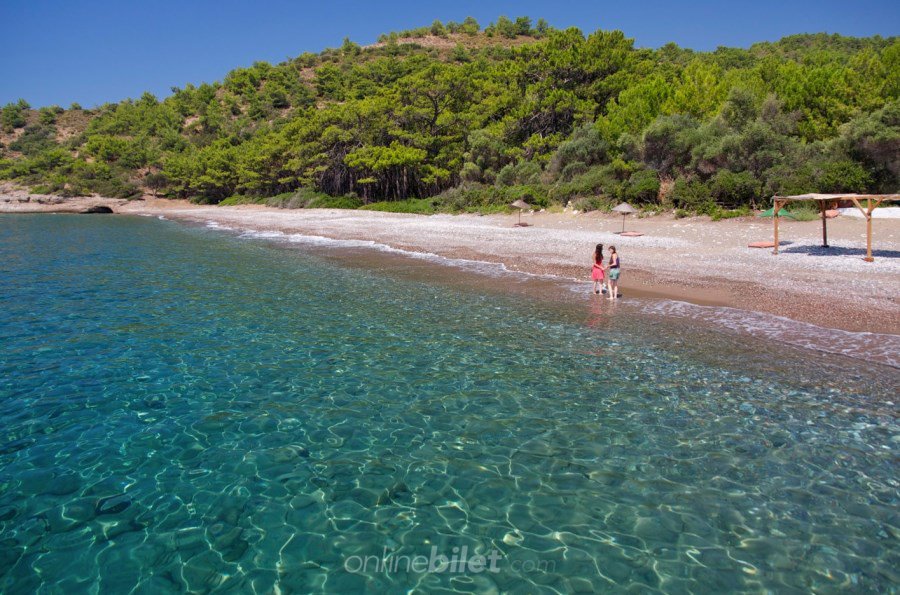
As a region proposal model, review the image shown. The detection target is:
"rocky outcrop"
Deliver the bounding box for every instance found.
[81,205,114,214]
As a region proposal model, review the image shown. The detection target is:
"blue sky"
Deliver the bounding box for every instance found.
[1,0,897,108]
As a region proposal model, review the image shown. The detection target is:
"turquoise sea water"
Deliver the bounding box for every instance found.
[0,214,897,593]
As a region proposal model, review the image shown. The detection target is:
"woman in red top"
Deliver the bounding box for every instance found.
[591,244,606,295]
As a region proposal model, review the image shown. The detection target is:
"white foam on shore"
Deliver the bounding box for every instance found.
[636,299,900,368]
[235,228,523,278]
[205,219,900,369]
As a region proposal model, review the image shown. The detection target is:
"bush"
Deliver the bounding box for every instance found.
[558,162,588,181]
[307,194,363,209]
[266,188,362,209]
[548,124,608,177]
[819,159,872,193]
[642,114,700,175]
[144,172,168,196]
[38,106,61,125]
[9,126,57,156]
[708,205,752,221]
[1,102,27,132]
[618,169,660,204]
[671,177,713,211]
[786,203,821,221]
[763,163,817,196]
[360,198,436,214]
[549,166,615,203]
[496,160,542,186]
[218,194,265,206]
[569,195,611,212]
[708,170,761,207]
[435,183,549,213]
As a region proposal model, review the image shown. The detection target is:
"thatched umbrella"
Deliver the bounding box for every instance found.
[612,202,637,233]
[510,199,531,227]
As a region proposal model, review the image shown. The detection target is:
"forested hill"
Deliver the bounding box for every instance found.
[1,16,898,214]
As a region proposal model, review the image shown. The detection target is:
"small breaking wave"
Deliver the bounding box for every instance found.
[232,228,520,278]
[637,300,900,368]
[203,220,900,368]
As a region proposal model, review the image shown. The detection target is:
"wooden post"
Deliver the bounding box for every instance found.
[819,201,828,247]
[773,198,780,255]
[851,197,875,262]
[865,198,873,262]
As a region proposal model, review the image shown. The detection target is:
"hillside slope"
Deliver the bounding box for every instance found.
[1,17,897,213]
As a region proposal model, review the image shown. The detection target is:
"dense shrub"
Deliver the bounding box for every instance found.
[1,102,28,132]
[496,161,542,186]
[618,169,660,204]
[818,159,872,192]
[360,198,436,213]
[708,170,762,207]
[548,124,608,177]
[436,183,548,212]
[569,194,611,212]
[9,125,57,156]
[266,188,363,209]
[218,194,265,206]
[671,177,713,211]
[549,166,614,203]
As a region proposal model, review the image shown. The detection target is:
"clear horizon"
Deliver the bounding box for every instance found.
[1,0,898,108]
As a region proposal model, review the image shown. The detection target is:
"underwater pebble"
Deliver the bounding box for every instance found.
[96,494,132,516]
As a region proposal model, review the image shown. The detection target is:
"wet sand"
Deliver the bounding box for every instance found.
[4,193,899,335]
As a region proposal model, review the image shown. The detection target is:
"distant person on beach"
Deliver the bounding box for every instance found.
[607,246,620,299]
[591,244,606,294]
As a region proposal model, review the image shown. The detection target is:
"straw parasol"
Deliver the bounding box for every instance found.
[612,202,637,233]
[510,199,531,227]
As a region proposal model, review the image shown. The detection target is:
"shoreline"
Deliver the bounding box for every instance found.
[4,193,899,337]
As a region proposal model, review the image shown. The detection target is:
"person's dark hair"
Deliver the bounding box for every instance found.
[594,243,604,264]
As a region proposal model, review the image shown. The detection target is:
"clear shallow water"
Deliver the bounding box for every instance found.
[0,215,898,594]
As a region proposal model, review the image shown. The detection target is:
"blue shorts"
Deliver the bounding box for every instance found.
[608,268,620,280]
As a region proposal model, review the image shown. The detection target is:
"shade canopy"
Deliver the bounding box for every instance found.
[776,193,900,202]
[510,199,531,210]
[770,194,900,262]
[612,202,637,214]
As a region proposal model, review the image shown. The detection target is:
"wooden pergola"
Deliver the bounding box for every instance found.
[771,194,900,262]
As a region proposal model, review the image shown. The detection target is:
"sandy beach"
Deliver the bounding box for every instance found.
[3,191,899,336]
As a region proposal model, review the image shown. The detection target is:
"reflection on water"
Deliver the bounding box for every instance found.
[0,215,897,593]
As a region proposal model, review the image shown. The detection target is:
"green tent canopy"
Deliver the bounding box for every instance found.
[758,207,797,219]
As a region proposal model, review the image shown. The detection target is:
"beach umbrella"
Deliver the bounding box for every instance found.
[612,202,637,233]
[510,199,531,227]
[758,207,797,219]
